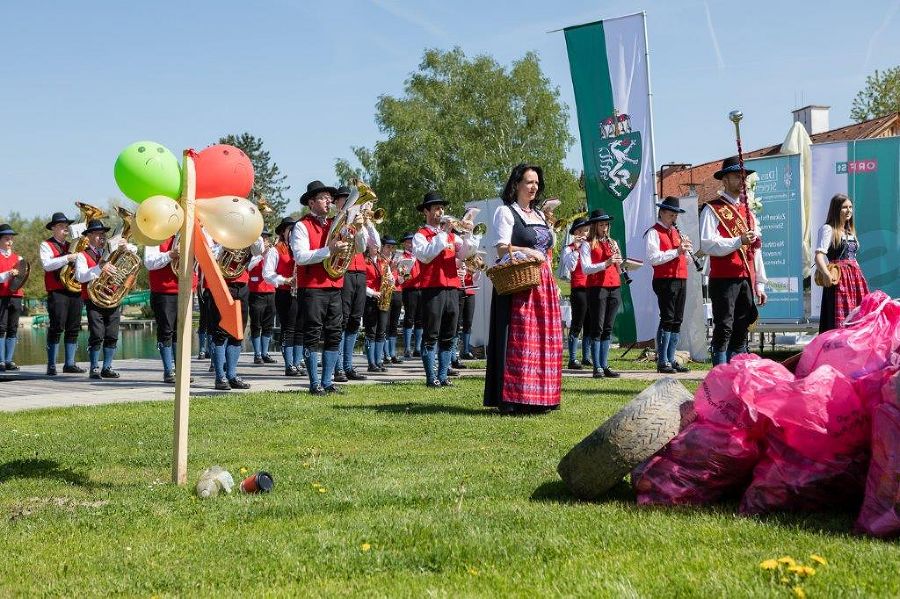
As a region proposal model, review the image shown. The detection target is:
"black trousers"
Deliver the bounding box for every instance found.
[569,287,590,337]
[302,288,343,352]
[458,290,475,334]
[274,289,303,347]
[652,278,687,333]
[249,292,275,337]
[341,271,367,334]
[709,277,758,353]
[363,298,389,341]
[0,297,23,338]
[205,283,249,346]
[386,292,403,338]
[47,290,83,344]
[197,290,211,335]
[402,288,423,329]
[421,287,459,351]
[85,299,121,350]
[587,286,620,341]
[150,292,178,345]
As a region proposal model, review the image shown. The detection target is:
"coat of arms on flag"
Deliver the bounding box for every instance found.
[594,111,642,200]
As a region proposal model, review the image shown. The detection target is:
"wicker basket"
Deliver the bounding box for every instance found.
[486,257,543,295]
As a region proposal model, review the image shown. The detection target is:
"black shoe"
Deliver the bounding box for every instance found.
[461,351,476,360]
[100,368,120,379]
[253,355,263,365]
[602,367,620,378]
[63,364,86,374]
[567,361,583,370]
[346,370,367,381]
[297,365,308,376]
[425,380,442,388]
[451,361,468,370]
[261,354,277,364]
[228,377,250,389]
[309,385,326,396]
[413,350,421,357]
[323,384,344,395]
[447,368,460,377]
[89,367,102,380]
[285,366,299,377]
[197,351,208,360]
[208,363,214,372]
[367,365,381,373]
[333,370,348,383]
[440,379,454,387]
[214,379,231,391]
[403,353,412,359]
[47,364,57,376]
[164,372,176,384]
[656,364,676,374]
[391,356,404,364]
[4,362,19,371]
[592,368,604,379]
[581,359,593,368]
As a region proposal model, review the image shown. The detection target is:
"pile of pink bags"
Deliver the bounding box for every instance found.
[632,291,900,538]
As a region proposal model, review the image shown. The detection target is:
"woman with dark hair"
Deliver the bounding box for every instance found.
[483,163,562,414]
[580,209,623,379]
[815,193,869,332]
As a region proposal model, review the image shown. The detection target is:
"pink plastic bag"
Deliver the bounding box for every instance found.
[740,366,870,514]
[797,291,900,380]
[633,356,794,505]
[855,371,900,538]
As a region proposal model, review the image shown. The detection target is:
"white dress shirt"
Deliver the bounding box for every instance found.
[262,246,292,287]
[40,239,70,272]
[289,215,367,266]
[143,244,173,271]
[0,248,14,283]
[699,193,767,293]
[74,245,105,283]
[412,225,477,263]
[644,221,681,266]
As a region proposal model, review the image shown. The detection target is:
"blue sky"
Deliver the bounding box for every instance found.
[2,0,898,218]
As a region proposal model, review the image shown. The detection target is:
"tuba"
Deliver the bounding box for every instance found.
[218,247,251,278]
[464,251,487,272]
[322,179,373,279]
[87,207,142,308]
[59,202,107,293]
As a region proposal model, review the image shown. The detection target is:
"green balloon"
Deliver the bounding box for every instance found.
[114,141,182,203]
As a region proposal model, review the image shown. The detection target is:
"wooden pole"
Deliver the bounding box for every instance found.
[172,151,196,485]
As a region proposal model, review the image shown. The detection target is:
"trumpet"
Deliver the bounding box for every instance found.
[440,215,481,234]
[360,203,385,226]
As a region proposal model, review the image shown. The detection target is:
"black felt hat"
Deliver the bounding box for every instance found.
[655,196,686,214]
[45,212,74,230]
[0,224,16,236]
[334,185,352,199]
[714,156,756,180]
[382,237,398,246]
[401,232,415,242]
[416,191,448,212]
[300,180,338,206]
[275,217,297,236]
[81,219,110,235]
[567,216,588,236]
[584,208,613,225]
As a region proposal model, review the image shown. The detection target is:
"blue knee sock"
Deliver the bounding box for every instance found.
[47,342,59,366]
[89,348,100,370]
[261,335,271,357]
[668,332,680,367]
[282,345,294,369]
[64,342,78,367]
[421,345,436,385]
[322,350,339,388]
[463,332,472,354]
[712,351,727,366]
[213,343,227,381]
[0,338,5,364]
[293,345,304,368]
[198,332,207,354]
[567,335,578,363]
[581,336,591,363]
[102,346,115,370]
[366,339,376,367]
[250,336,261,358]
[657,329,671,368]
[414,328,423,352]
[599,339,612,369]
[403,328,413,356]
[375,340,386,366]
[451,336,459,363]
[225,344,241,380]
[305,350,321,389]
[343,331,358,373]
[159,343,174,375]
[591,339,601,371]
[438,349,451,382]
[3,336,14,363]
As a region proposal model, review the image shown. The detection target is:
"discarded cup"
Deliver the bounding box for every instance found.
[240,471,275,493]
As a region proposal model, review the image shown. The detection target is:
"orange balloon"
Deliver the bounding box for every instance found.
[194,144,254,199]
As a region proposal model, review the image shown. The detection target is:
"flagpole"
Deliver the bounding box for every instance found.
[642,11,658,202]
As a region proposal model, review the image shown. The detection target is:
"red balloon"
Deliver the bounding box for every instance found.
[193,144,254,199]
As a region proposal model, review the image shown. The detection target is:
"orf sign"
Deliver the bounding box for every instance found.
[836,160,878,174]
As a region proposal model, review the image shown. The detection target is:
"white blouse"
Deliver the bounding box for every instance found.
[815,224,858,255]
[491,203,550,246]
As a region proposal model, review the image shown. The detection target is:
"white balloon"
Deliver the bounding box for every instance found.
[195,196,264,249]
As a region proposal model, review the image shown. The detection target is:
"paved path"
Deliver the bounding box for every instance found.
[0,356,705,413]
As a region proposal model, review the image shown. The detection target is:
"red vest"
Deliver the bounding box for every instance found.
[415,228,460,289]
[248,256,275,294]
[0,252,24,298]
[298,215,343,289]
[568,244,587,288]
[80,246,103,300]
[43,238,68,293]
[365,257,382,292]
[399,250,421,290]
[148,237,179,294]
[273,243,295,291]
[586,241,621,288]
[463,271,476,296]
[348,251,367,273]
[707,199,754,280]
[651,224,688,280]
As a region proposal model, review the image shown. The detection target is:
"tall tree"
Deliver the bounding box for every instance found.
[850,66,900,122]
[218,133,290,230]
[336,48,581,238]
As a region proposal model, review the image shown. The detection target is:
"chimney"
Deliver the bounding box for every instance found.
[792,105,830,135]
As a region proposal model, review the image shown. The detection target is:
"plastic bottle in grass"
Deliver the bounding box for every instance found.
[195,466,235,499]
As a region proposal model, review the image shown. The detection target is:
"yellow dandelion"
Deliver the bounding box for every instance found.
[777,556,797,566]
[240,467,249,475]
[801,566,816,577]
[360,543,371,552]
[467,566,480,576]
[792,586,806,598]
[759,559,779,570]
[311,482,321,488]
[810,554,827,566]
[318,487,327,493]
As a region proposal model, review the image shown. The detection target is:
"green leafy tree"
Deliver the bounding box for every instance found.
[850,66,900,122]
[218,133,290,230]
[336,48,581,239]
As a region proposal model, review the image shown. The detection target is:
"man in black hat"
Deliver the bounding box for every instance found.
[39,212,86,375]
[412,191,477,387]
[74,219,134,379]
[645,196,693,373]
[264,216,306,376]
[247,227,277,365]
[332,185,381,383]
[560,216,592,369]
[700,156,768,365]
[0,224,24,371]
[290,180,366,394]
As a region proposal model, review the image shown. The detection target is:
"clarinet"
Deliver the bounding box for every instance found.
[609,238,632,285]
[672,224,704,272]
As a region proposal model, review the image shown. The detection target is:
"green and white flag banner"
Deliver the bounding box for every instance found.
[565,13,659,343]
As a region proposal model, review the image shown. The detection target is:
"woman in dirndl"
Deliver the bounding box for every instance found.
[483,163,562,414]
[815,193,869,333]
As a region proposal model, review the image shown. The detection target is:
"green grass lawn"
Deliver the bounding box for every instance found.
[0,376,896,596]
